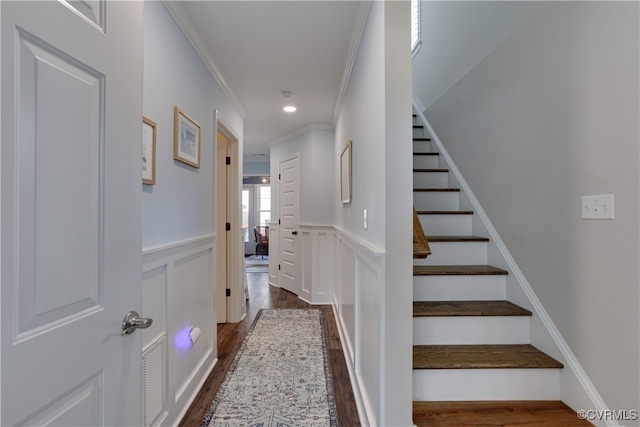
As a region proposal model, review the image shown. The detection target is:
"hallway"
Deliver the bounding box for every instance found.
[178,271,361,426]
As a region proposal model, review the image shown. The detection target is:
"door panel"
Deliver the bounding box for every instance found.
[1,2,144,425]
[281,216,296,230]
[279,156,300,295]
[62,0,106,31]
[15,374,102,427]
[17,28,103,337]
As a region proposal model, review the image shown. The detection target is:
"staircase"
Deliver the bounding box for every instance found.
[410,114,591,426]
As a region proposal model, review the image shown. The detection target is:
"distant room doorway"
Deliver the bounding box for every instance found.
[242,178,271,257]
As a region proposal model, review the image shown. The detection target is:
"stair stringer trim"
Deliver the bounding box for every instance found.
[412,97,616,427]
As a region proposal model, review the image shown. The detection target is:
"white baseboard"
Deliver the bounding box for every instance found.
[332,303,369,427]
[168,357,218,427]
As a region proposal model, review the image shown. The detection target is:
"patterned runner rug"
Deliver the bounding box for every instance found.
[201,309,338,427]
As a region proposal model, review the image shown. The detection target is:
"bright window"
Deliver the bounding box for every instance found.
[258,186,271,226]
[411,0,421,57]
[242,189,250,243]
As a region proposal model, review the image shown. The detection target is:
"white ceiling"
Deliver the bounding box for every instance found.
[172,1,366,163]
[169,2,544,164]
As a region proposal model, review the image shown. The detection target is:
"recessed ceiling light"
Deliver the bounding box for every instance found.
[283,106,297,112]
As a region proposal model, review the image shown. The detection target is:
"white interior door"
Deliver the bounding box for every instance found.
[279,156,300,295]
[1,2,144,425]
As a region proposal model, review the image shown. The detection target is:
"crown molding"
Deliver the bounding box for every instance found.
[268,124,334,148]
[162,1,248,118]
[331,0,372,126]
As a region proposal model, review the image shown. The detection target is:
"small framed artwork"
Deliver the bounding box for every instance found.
[340,140,352,204]
[173,106,201,168]
[142,116,156,185]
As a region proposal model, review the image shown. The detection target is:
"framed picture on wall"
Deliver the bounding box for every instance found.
[142,116,156,185]
[173,106,201,168]
[340,140,352,204]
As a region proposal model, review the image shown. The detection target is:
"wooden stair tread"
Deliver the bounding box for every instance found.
[414,188,460,192]
[427,235,488,242]
[413,300,532,317]
[413,344,564,369]
[413,401,592,426]
[414,125,424,128]
[413,152,439,156]
[417,210,473,215]
[414,265,508,276]
[413,137,432,141]
[413,168,448,173]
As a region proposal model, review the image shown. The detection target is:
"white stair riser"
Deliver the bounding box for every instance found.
[413,172,448,188]
[413,128,425,137]
[413,369,560,401]
[413,316,530,345]
[419,214,472,235]
[414,192,459,211]
[413,141,433,153]
[414,241,487,266]
[413,155,440,169]
[413,275,506,301]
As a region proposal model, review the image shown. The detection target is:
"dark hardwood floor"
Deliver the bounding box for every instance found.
[178,271,361,427]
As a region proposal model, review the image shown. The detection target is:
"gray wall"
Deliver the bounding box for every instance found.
[243,161,270,177]
[142,2,243,248]
[422,1,639,413]
[413,1,539,110]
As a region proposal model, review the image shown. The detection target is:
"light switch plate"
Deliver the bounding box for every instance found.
[582,194,614,219]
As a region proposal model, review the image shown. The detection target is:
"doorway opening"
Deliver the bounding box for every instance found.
[215,114,242,324]
[242,179,271,257]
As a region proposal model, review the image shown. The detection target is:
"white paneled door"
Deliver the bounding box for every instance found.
[1,2,144,426]
[279,156,300,295]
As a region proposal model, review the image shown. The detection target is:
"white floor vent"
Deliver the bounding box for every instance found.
[142,334,167,427]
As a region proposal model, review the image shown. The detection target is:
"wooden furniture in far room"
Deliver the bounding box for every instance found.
[254,226,269,258]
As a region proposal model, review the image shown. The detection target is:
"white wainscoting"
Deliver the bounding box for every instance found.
[299,225,335,304]
[270,224,334,305]
[142,234,217,427]
[332,228,385,427]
